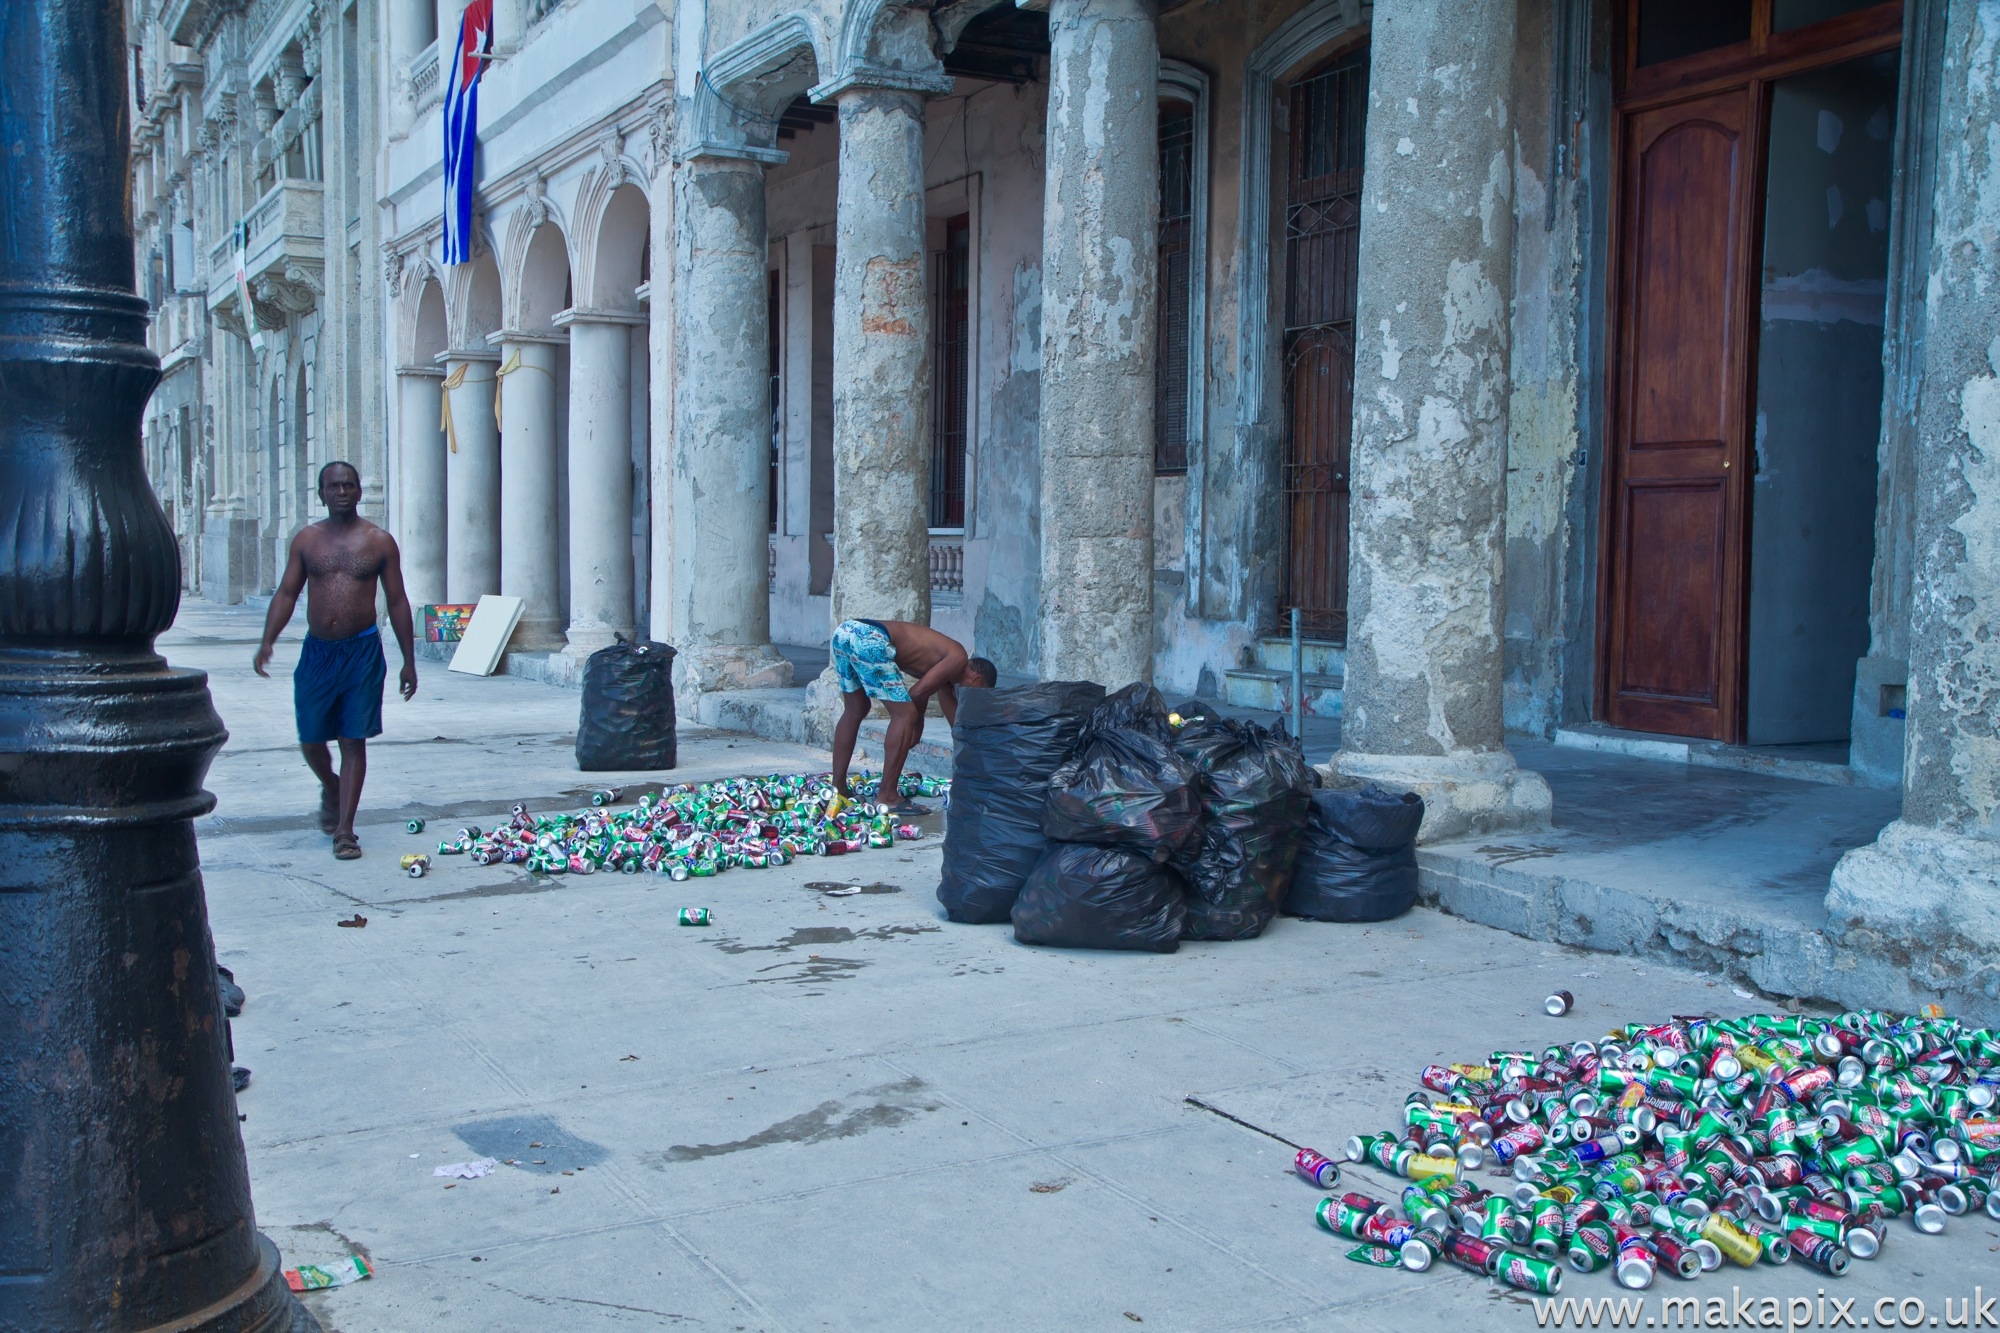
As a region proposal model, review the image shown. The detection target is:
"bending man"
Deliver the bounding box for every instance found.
[253,461,417,859]
[829,619,995,814]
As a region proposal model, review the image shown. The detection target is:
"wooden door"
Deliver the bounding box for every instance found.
[1280,44,1367,642]
[1601,89,1759,740]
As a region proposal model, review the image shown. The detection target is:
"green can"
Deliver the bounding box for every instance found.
[677,907,712,927]
[1497,1251,1564,1295]
[407,818,426,834]
[1315,1197,1376,1239]
[1567,1219,1615,1272]
[1530,1198,1564,1258]
[1477,1196,1516,1244]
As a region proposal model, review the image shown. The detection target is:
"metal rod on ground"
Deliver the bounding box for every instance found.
[1290,607,1304,741]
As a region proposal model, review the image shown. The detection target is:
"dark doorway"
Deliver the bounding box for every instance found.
[929,212,970,530]
[1156,97,1194,475]
[1600,0,1901,742]
[1280,43,1367,642]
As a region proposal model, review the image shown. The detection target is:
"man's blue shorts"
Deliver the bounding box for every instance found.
[831,619,911,703]
[295,625,386,744]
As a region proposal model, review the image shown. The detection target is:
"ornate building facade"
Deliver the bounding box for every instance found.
[133,0,389,602]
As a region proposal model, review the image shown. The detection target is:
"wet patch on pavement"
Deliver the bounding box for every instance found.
[645,1078,941,1163]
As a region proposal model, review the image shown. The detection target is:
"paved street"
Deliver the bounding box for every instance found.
[171,603,1999,1332]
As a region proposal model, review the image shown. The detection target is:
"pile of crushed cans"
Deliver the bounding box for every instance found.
[1298,1007,2000,1296]
[431,772,947,879]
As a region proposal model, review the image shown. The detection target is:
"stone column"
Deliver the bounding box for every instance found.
[494,333,565,648]
[1827,0,2000,1020]
[396,364,448,606]
[1037,0,1160,687]
[829,86,932,632]
[555,308,641,656]
[441,348,501,601]
[1332,0,1550,843]
[670,155,792,695]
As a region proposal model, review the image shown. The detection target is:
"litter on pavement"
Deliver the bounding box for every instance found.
[284,1255,371,1292]
[433,1158,499,1179]
[432,772,942,878]
[1299,1006,2000,1297]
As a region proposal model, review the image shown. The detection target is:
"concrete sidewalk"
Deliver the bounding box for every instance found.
[160,600,1996,1332]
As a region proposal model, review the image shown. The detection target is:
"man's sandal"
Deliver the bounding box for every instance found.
[332,833,362,860]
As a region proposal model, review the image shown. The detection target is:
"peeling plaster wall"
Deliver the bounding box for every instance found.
[1501,0,1586,739]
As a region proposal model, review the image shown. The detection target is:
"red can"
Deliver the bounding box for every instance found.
[1294,1148,1341,1189]
[1441,1231,1507,1276]
[1780,1065,1834,1104]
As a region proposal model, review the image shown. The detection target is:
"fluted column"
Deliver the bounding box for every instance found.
[494,332,564,648]
[0,0,319,1327]
[441,348,501,601]
[556,308,641,656]
[669,155,792,695]
[396,364,447,606]
[1037,0,1160,687]
[1332,0,1551,843]
[1827,0,2000,1021]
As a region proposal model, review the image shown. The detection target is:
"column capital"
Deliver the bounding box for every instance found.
[809,64,953,104]
[553,306,648,328]
[439,347,501,364]
[397,362,447,377]
[487,328,568,347]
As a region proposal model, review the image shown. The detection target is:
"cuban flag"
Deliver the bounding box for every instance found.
[442,0,494,266]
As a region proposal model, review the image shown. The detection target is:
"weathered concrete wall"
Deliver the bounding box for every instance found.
[1037,0,1160,687]
[1336,0,1552,840]
[1500,0,1588,740]
[1827,0,2000,1019]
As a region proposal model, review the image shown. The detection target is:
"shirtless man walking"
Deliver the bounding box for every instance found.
[253,462,417,859]
[828,619,996,814]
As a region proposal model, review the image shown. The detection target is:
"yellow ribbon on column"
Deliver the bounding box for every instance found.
[492,348,524,432]
[438,361,469,454]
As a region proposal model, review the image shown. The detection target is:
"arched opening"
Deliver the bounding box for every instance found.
[590,183,652,635]
[518,222,571,334]
[293,364,310,532]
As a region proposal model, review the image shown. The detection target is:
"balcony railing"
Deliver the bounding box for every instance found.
[410,41,441,112]
[778,534,965,605]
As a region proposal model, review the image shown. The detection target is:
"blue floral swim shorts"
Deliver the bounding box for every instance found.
[831,619,911,703]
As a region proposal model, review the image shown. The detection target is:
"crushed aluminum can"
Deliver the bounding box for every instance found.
[400,853,431,878]
[677,907,712,927]
[1546,990,1575,1017]
[406,818,426,834]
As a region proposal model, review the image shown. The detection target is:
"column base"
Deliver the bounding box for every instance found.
[562,626,634,661]
[1827,821,2000,1013]
[1332,748,1552,845]
[801,666,846,748]
[507,616,568,653]
[673,642,795,701]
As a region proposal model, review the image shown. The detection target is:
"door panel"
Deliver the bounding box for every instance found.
[1603,89,1757,740]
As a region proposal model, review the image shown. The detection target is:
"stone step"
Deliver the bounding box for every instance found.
[1221,667,1344,718]
[1251,636,1346,676]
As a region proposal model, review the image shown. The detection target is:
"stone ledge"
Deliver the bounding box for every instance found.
[1417,840,1998,1027]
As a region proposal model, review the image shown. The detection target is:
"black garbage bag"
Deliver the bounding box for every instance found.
[1011,842,1187,953]
[937,680,1105,924]
[1041,684,1201,859]
[575,636,677,771]
[1284,785,1425,922]
[1171,717,1313,940]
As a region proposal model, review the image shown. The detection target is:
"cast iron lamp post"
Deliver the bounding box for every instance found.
[0,1,319,1329]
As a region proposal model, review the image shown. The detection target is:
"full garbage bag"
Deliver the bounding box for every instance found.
[1041,683,1201,859]
[1171,717,1313,940]
[575,636,677,771]
[1011,841,1188,953]
[1283,784,1425,922]
[937,680,1106,924]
